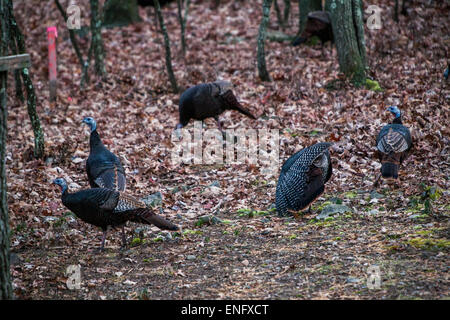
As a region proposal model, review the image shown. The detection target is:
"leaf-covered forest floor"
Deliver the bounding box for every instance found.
[6,0,449,299]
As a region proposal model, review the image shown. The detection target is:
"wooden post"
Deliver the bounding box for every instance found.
[47,26,57,101]
[0,53,30,71]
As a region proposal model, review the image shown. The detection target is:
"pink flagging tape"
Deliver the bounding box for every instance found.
[47,26,58,100]
[47,26,58,38]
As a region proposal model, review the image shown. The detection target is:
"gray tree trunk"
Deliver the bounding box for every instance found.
[8,0,45,159]
[0,0,12,300]
[257,0,272,82]
[274,0,284,29]
[327,0,366,86]
[283,0,291,26]
[153,0,178,92]
[176,0,190,58]
[90,0,107,78]
[54,0,90,88]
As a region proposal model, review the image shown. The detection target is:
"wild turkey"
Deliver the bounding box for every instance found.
[276,142,333,217]
[82,117,126,192]
[292,11,333,46]
[52,178,178,251]
[375,106,412,182]
[175,80,256,132]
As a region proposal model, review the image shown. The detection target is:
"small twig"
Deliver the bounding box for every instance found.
[54,0,89,88]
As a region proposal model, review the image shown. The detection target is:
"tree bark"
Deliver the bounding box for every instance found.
[283,0,291,26]
[257,0,272,82]
[274,0,284,29]
[21,68,45,158]
[176,0,190,58]
[274,0,291,29]
[0,0,12,300]
[394,0,399,22]
[9,34,23,102]
[54,0,90,88]
[327,0,366,86]
[153,0,178,92]
[8,0,45,158]
[90,0,107,78]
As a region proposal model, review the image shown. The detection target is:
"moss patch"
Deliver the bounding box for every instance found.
[405,237,450,250]
[365,79,382,92]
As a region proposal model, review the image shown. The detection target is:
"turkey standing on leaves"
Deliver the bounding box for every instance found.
[276,142,333,217]
[52,178,178,251]
[175,80,256,132]
[375,106,412,184]
[82,117,126,192]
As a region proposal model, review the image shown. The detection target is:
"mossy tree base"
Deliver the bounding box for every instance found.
[327,0,367,87]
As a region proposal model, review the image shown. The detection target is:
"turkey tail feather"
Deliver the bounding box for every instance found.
[234,104,256,119]
[134,208,178,231]
[221,90,256,119]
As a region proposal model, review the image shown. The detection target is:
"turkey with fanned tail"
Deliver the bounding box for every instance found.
[375,106,412,184]
[276,142,333,217]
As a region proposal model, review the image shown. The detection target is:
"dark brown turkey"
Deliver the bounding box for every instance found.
[175,80,256,132]
[53,178,178,251]
[82,117,126,192]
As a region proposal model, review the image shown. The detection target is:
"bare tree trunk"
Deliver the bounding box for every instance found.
[54,0,90,88]
[257,0,272,82]
[283,0,291,26]
[21,68,45,158]
[327,0,366,86]
[13,70,23,102]
[153,0,178,92]
[401,0,408,15]
[0,74,11,300]
[0,0,12,300]
[8,0,45,159]
[90,0,107,78]
[274,0,291,30]
[9,35,23,103]
[394,0,399,22]
[274,0,284,29]
[176,0,190,58]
